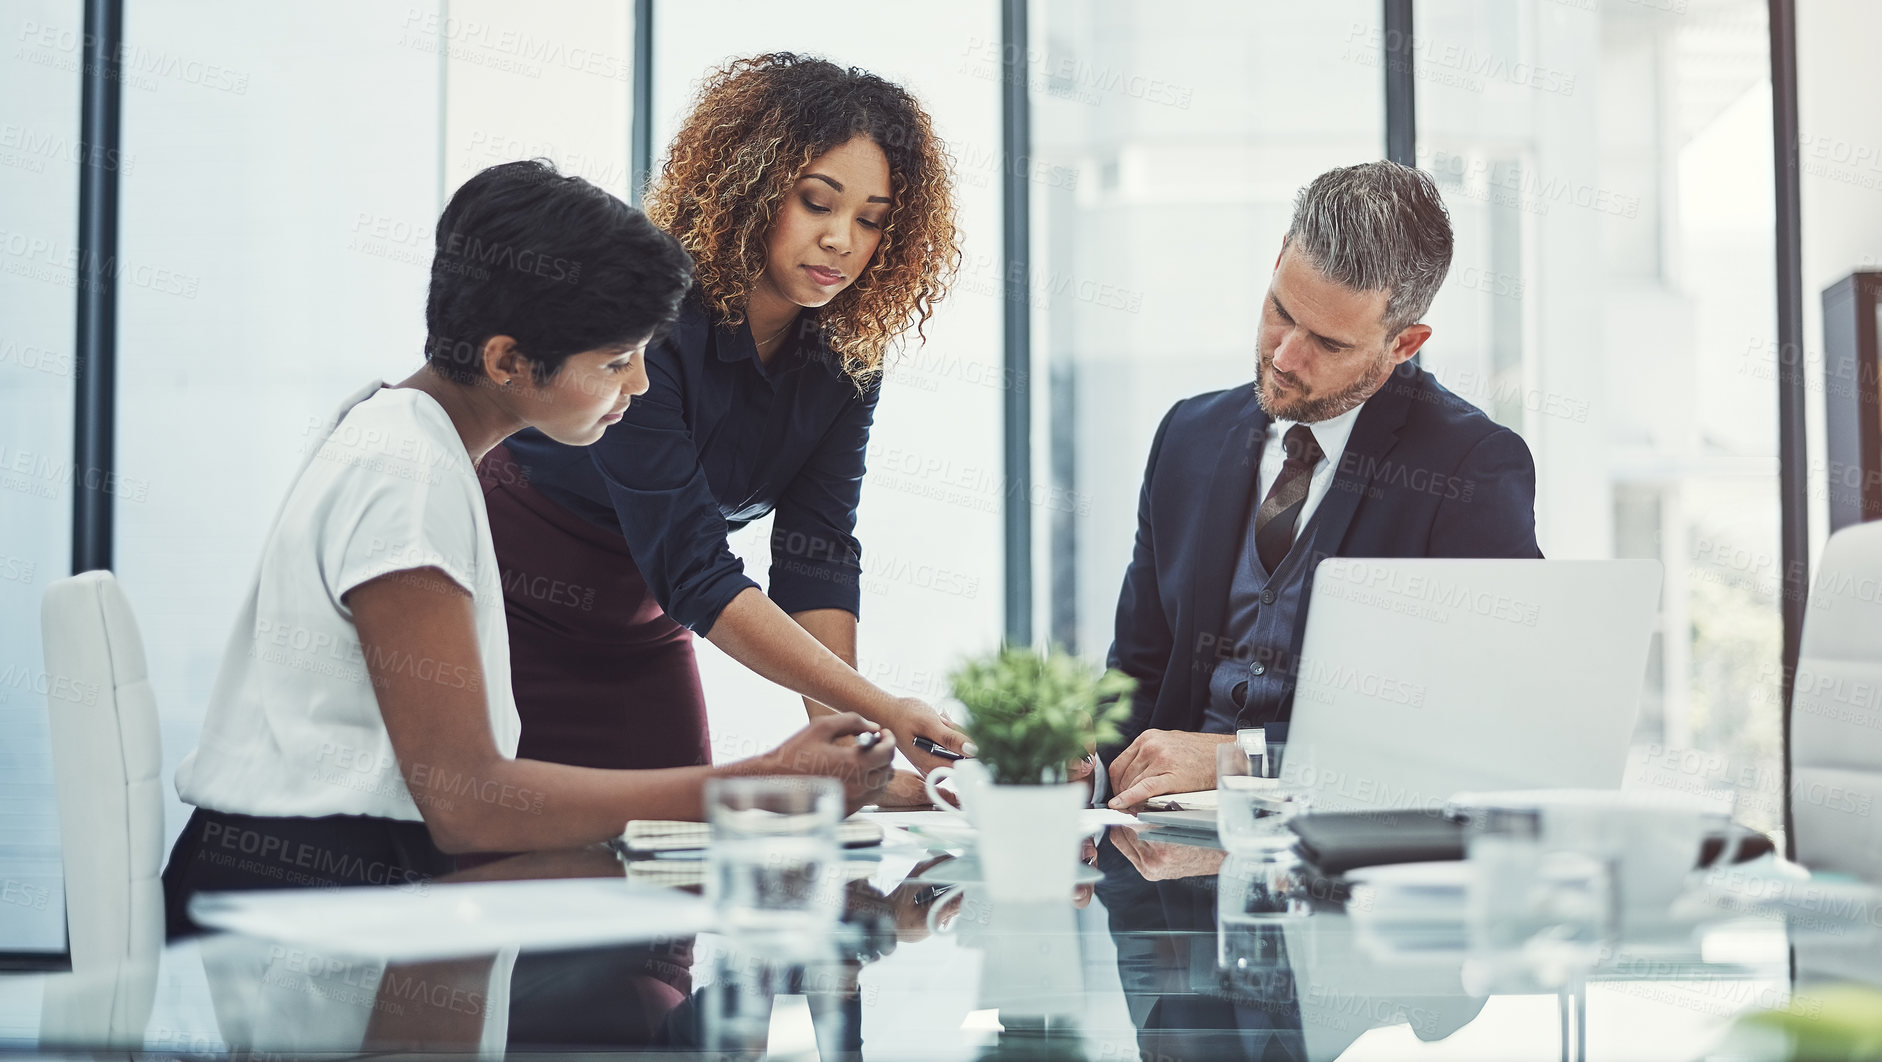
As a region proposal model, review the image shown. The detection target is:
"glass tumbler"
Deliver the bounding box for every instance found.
[1217,729,1300,853]
[705,777,844,938]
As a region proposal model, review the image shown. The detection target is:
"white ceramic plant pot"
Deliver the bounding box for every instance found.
[974,781,1087,902]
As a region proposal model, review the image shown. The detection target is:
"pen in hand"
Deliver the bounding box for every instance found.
[913,735,965,761]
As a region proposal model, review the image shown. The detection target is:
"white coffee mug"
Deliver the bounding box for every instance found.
[922,760,1088,901]
[1542,797,1744,926]
[923,759,992,823]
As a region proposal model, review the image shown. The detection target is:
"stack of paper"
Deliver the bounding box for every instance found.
[621,818,883,853]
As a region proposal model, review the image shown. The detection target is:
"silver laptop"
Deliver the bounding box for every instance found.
[1278,558,1663,813]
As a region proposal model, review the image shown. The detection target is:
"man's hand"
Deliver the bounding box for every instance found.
[1107,825,1228,882]
[1106,729,1235,809]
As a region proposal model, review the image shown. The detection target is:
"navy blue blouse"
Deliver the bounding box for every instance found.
[504,299,878,636]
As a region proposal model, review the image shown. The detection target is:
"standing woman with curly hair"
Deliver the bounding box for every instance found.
[482,53,967,793]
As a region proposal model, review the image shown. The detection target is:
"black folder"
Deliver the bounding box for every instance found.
[1287,810,1468,875]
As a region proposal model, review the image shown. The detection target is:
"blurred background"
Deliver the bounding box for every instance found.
[2,0,1877,956]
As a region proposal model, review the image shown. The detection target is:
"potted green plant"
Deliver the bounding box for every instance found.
[939,646,1133,900]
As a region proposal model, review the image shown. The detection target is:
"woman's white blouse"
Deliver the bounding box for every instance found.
[175,382,521,821]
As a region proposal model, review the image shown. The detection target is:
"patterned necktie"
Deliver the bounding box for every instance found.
[1252,424,1325,573]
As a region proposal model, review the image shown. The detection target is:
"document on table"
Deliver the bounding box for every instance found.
[1143,789,1218,811]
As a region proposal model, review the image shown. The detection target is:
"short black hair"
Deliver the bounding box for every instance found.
[424,159,693,384]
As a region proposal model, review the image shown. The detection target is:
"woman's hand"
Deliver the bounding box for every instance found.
[762,713,896,813]
[883,697,975,779]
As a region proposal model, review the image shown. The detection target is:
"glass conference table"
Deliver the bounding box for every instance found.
[3,817,1873,1061]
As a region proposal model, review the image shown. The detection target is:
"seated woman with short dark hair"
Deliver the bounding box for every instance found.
[161,160,893,937]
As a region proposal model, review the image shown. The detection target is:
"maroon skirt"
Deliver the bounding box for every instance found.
[480,444,711,771]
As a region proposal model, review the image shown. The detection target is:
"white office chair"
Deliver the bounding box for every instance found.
[1790,521,1882,881]
[37,570,164,1043]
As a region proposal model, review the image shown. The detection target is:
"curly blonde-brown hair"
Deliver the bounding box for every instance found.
[644,52,960,381]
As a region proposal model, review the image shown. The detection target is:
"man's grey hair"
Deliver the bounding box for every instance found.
[1283,161,1454,337]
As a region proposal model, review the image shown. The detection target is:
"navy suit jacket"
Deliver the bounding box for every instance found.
[1104,363,1542,754]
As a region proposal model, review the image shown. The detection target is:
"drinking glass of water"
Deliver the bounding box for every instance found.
[1216,729,1302,853]
[706,777,844,938]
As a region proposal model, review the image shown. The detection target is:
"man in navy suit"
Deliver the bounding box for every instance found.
[1093,161,1543,809]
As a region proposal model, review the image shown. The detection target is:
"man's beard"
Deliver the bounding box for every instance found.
[1254,345,1393,424]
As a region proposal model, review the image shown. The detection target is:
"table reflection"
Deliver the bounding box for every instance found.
[14,823,1821,1060]
[184,845,917,1056]
[1094,827,1306,1061]
[1094,826,1498,1061]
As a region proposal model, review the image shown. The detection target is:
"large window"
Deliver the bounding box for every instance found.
[652,1,1007,762]
[112,0,642,891]
[1414,0,1783,832]
[109,0,447,904]
[1031,0,1386,657]
[1030,0,1796,838]
[0,0,81,955]
[16,1,1013,932]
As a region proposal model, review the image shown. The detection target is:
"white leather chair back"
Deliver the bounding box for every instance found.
[39,570,165,968]
[1790,521,1882,880]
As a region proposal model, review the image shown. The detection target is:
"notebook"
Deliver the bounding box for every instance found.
[620,818,885,854]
